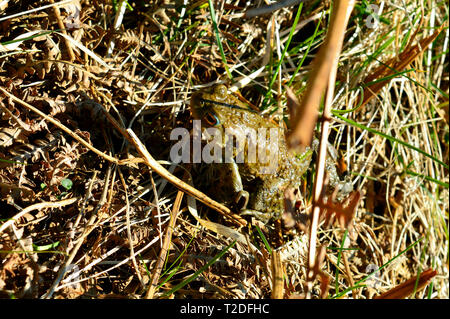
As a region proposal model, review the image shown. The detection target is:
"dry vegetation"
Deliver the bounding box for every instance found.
[0,0,448,299]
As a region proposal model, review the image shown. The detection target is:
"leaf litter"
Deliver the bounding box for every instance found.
[0,0,448,299]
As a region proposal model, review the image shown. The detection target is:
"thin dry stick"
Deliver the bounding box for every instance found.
[0,88,238,225]
[341,249,356,297]
[146,190,184,299]
[127,129,247,227]
[0,0,73,22]
[107,0,127,57]
[303,0,355,298]
[0,88,120,164]
[118,167,145,287]
[149,172,163,248]
[0,197,79,233]
[131,22,145,78]
[70,171,97,252]
[271,250,284,299]
[287,0,355,149]
[41,165,113,299]
[56,236,160,291]
[10,223,40,297]
[49,0,75,62]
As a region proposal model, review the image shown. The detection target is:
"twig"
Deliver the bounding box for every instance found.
[107,0,128,57]
[0,88,245,227]
[271,250,284,299]
[149,172,163,248]
[342,249,356,297]
[118,167,145,288]
[127,129,247,227]
[301,0,356,298]
[0,0,74,22]
[56,237,160,291]
[49,0,75,62]
[41,165,113,298]
[245,0,306,18]
[146,189,184,299]
[0,197,79,233]
[286,0,355,149]
[0,87,120,164]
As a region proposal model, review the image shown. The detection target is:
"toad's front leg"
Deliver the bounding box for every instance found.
[240,179,287,224]
[227,160,250,211]
[219,161,271,223]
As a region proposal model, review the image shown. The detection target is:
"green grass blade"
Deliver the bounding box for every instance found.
[0,158,26,165]
[255,225,272,254]
[161,240,237,297]
[406,170,449,188]
[157,261,183,291]
[0,249,67,255]
[267,3,303,94]
[332,112,449,169]
[334,229,349,294]
[288,14,323,86]
[0,30,54,46]
[207,0,232,80]
[159,235,195,280]
[331,236,423,298]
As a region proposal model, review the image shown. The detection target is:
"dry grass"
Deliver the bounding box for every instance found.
[0,0,448,299]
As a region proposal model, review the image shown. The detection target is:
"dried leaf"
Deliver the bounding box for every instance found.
[306,246,330,299]
[374,269,437,299]
[357,25,445,111]
[285,87,300,127]
[318,175,361,229]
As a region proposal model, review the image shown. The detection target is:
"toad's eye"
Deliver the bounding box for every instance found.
[204,112,220,126]
[214,85,227,100]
